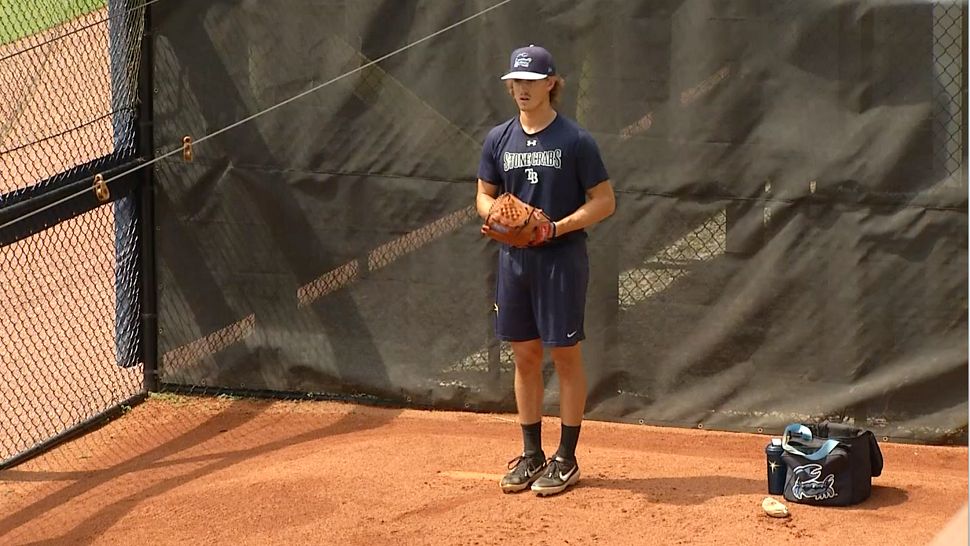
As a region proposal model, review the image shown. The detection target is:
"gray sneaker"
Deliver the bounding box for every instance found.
[530,456,580,496]
[500,452,547,493]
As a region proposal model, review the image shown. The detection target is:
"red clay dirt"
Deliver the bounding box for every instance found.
[0,396,966,545]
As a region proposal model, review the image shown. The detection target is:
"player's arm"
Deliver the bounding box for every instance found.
[551,180,615,236]
[476,178,500,220]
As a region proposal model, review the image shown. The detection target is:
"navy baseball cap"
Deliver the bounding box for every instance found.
[501,45,556,80]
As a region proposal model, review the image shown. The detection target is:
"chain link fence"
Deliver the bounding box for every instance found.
[0,0,146,467]
[932,2,966,184]
[0,0,142,197]
[0,206,143,463]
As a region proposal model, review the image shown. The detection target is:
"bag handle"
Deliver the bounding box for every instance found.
[782,424,841,461]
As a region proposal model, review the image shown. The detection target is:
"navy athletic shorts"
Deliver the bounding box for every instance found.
[494,239,589,347]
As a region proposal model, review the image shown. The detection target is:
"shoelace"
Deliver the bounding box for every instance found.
[506,455,526,470]
[542,457,574,478]
[507,454,542,472]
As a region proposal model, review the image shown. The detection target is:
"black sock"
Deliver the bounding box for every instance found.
[521,421,542,457]
[556,424,581,462]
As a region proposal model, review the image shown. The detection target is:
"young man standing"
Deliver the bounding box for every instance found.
[476,45,615,496]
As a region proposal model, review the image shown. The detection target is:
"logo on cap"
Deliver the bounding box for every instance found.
[502,45,555,80]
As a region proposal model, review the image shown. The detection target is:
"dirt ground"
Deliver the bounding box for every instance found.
[0,396,966,546]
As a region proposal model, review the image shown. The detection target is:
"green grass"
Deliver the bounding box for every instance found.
[0,0,106,45]
[148,391,192,406]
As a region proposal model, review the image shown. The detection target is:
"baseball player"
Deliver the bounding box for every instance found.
[476,45,616,496]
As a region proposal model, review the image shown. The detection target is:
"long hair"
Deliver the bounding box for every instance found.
[505,75,566,107]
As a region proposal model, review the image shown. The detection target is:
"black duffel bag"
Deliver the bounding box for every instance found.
[780,421,884,506]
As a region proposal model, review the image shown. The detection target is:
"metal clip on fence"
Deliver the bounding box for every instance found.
[93,174,110,203]
[182,136,193,162]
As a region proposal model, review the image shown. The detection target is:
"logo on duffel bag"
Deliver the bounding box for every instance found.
[791,464,837,501]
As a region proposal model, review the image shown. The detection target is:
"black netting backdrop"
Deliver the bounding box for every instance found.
[152,0,967,443]
[0,0,145,464]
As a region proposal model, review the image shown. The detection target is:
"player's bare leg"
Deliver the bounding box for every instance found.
[550,344,587,426]
[500,339,547,493]
[512,339,544,424]
[532,343,586,496]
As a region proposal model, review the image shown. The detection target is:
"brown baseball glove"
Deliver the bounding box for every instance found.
[481,193,556,247]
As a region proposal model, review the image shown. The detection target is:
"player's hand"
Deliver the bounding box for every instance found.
[529,220,556,246]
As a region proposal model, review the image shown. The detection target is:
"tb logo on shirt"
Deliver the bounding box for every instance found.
[525,168,539,184]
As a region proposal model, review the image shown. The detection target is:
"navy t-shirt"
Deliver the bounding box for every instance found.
[478,114,609,243]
